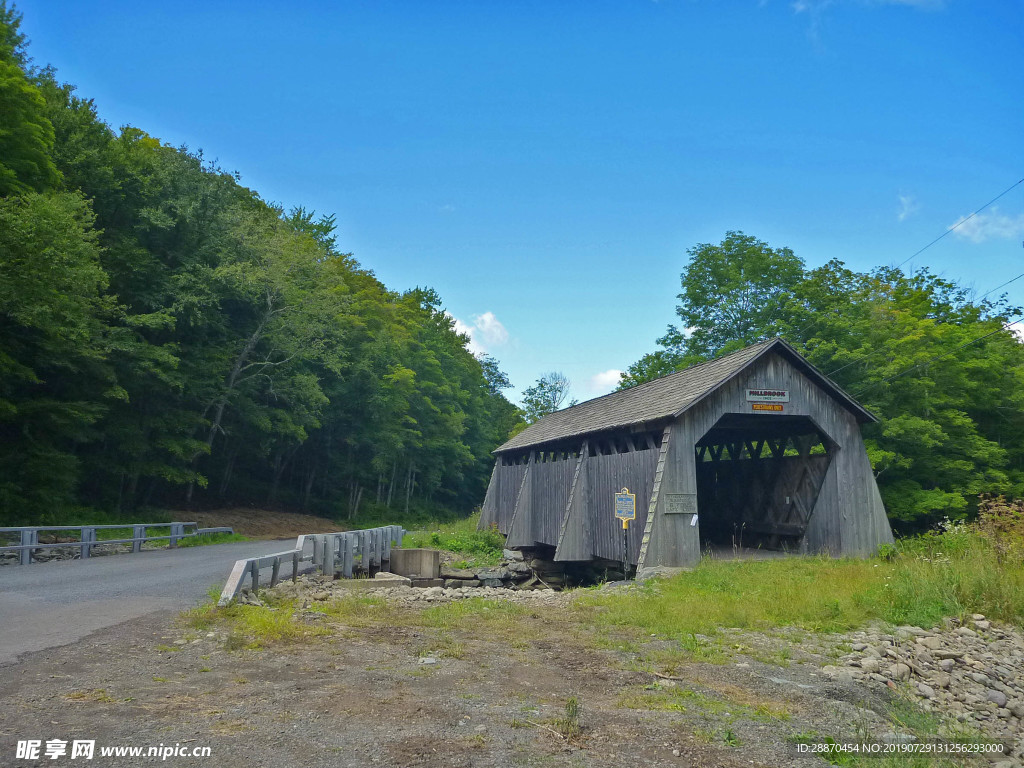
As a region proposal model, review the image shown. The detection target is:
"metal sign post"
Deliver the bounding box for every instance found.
[614,487,636,579]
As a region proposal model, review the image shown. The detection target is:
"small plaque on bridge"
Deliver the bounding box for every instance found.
[665,493,697,515]
[752,403,784,412]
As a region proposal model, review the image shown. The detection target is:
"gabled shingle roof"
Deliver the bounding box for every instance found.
[497,338,875,453]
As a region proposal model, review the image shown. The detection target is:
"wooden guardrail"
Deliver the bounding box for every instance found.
[217,525,405,606]
[0,523,234,565]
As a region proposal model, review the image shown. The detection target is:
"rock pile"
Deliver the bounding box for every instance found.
[433,548,573,589]
[822,615,1024,758]
[439,561,532,589]
[376,584,569,606]
[266,575,570,607]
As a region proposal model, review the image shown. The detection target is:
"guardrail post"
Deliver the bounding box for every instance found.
[345,533,354,577]
[20,530,36,565]
[80,527,96,559]
[323,535,336,579]
[311,535,322,570]
[169,522,184,548]
[250,560,260,594]
[292,551,299,583]
[371,529,382,571]
[132,525,145,553]
[270,556,282,588]
[360,531,371,574]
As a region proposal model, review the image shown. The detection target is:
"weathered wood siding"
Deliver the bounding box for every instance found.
[637,426,688,569]
[527,449,578,547]
[641,351,892,569]
[478,460,501,530]
[638,419,702,570]
[555,445,591,561]
[480,457,529,535]
[505,455,534,547]
[585,445,659,563]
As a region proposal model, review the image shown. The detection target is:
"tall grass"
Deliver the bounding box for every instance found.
[402,511,505,566]
[884,524,1024,628]
[580,526,1024,637]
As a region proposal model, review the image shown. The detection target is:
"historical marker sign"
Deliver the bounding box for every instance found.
[746,388,789,403]
[614,487,636,526]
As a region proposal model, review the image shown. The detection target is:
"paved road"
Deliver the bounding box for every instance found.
[0,540,297,665]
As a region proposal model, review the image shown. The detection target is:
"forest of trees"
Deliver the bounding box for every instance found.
[621,231,1024,532]
[0,5,521,525]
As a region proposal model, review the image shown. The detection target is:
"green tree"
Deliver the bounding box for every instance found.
[0,61,60,194]
[0,192,114,520]
[662,230,805,357]
[521,371,575,425]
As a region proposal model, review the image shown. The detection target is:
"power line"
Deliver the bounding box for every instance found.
[784,179,1024,347]
[977,270,1024,302]
[850,315,1023,399]
[803,179,1024,375]
[893,177,1024,270]
[824,272,1024,378]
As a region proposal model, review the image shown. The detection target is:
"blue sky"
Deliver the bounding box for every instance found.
[16,0,1024,403]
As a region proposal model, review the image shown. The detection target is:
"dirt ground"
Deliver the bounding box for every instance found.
[189,508,343,539]
[0,583,986,768]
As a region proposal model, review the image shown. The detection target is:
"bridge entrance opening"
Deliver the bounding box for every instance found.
[695,413,836,553]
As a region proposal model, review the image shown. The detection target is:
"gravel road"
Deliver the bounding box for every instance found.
[0,539,296,665]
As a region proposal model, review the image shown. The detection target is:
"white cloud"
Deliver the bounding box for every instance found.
[588,369,624,395]
[949,207,1024,244]
[472,311,509,347]
[445,310,510,356]
[897,194,919,222]
[445,312,485,355]
[1010,321,1024,343]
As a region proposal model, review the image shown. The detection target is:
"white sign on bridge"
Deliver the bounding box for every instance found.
[746,388,789,403]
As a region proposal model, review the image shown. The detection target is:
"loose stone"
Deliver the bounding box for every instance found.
[986,690,1008,708]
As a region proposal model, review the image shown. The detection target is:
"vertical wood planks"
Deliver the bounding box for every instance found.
[585,444,659,562]
[506,454,535,547]
[478,460,501,531]
[554,443,591,561]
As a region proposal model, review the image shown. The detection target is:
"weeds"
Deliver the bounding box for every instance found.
[577,525,1024,639]
[524,697,583,741]
[177,532,249,548]
[402,512,505,566]
[553,696,582,740]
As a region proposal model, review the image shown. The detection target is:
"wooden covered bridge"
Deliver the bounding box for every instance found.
[479,338,893,575]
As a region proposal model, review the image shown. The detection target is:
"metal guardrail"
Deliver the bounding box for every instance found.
[218,525,405,606]
[0,523,234,565]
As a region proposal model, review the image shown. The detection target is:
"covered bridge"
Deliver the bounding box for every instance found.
[479,338,893,574]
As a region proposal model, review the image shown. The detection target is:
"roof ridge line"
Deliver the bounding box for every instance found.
[554,336,778,413]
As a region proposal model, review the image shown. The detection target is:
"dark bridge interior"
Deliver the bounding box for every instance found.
[694,413,837,552]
